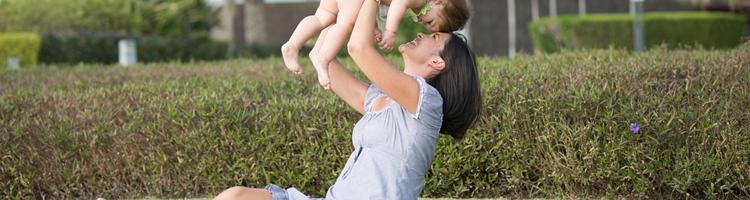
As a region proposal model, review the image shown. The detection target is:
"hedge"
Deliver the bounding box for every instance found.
[1,44,749,199]
[39,32,228,64]
[529,12,748,53]
[0,32,41,68]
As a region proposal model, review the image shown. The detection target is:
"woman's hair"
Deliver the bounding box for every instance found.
[438,0,471,32]
[428,33,481,139]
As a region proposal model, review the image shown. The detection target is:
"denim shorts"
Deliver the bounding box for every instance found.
[265,184,289,200]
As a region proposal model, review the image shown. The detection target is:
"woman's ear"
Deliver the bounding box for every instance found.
[428,56,445,72]
[432,0,446,6]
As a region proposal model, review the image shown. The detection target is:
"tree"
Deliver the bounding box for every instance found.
[0,0,218,38]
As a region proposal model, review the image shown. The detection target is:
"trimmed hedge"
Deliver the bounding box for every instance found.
[39,32,228,64]
[529,12,748,52]
[0,32,41,68]
[1,44,749,199]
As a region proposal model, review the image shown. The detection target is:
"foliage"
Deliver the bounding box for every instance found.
[1,44,749,199]
[529,12,748,53]
[0,32,40,68]
[0,0,131,33]
[0,0,217,38]
[135,0,218,38]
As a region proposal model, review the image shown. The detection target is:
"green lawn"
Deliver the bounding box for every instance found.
[3,44,749,199]
[134,198,516,200]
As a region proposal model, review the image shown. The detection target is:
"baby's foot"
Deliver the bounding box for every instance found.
[312,58,331,90]
[281,43,302,75]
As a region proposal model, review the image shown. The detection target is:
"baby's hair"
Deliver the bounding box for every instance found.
[439,0,470,32]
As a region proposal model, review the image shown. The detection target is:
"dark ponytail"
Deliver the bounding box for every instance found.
[428,33,481,139]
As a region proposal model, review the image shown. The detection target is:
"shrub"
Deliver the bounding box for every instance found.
[0,44,748,199]
[529,12,748,52]
[39,32,228,64]
[0,32,41,68]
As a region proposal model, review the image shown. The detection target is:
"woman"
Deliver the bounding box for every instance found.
[214,0,480,199]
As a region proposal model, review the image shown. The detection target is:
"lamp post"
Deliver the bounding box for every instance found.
[631,0,645,52]
[508,0,516,58]
[118,39,137,67]
[549,0,557,18]
[579,0,586,16]
[531,0,539,21]
[6,57,20,70]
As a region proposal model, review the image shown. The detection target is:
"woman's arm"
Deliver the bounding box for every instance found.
[347,0,420,114]
[328,59,368,114]
[311,27,367,114]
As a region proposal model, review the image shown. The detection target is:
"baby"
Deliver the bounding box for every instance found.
[281,0,470,89]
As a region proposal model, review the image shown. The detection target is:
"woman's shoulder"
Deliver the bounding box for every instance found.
[413,76,442,103]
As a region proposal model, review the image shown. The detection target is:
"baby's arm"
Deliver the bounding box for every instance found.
[379,0,409,51]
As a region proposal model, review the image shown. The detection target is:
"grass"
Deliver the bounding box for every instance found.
[1,44,749,199]
[133,197,519,200]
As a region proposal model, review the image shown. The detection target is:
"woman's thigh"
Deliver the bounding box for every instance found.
[214,186,272,200]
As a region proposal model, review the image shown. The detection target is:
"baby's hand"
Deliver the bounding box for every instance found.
[374,29,383,43]
[378,30,396,51]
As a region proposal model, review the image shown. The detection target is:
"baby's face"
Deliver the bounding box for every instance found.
[417,1,445,33]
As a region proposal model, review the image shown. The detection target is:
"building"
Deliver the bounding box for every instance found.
[209,0,318,47]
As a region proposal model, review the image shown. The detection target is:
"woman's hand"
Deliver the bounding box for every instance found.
[347,0,421,114]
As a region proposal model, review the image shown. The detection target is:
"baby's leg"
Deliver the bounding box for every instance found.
[281,0,338,74]
[309,27,331,59]
[311,0,365,89]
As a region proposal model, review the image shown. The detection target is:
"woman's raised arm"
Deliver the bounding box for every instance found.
[328,59,368,114]
[347,0,421,114]
[309,26,369,115]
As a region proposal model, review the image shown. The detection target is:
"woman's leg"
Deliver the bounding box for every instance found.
[281,0,338,74]
[311,0,365,89]
[213,186,272,200]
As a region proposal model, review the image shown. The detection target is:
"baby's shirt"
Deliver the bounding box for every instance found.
[377,4,389,33]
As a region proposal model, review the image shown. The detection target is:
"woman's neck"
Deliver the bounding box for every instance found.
[403,64,431,80]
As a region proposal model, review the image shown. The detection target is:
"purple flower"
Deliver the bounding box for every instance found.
[629,123,640,134]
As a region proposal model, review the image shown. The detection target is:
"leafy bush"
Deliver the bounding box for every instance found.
[39,32,228,64]
[1,44,748,199]
[0,32,41,68]
[0,0,217,38]
[529,12,748,52]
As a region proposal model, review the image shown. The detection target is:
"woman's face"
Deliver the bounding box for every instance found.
[399,32,450,65]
